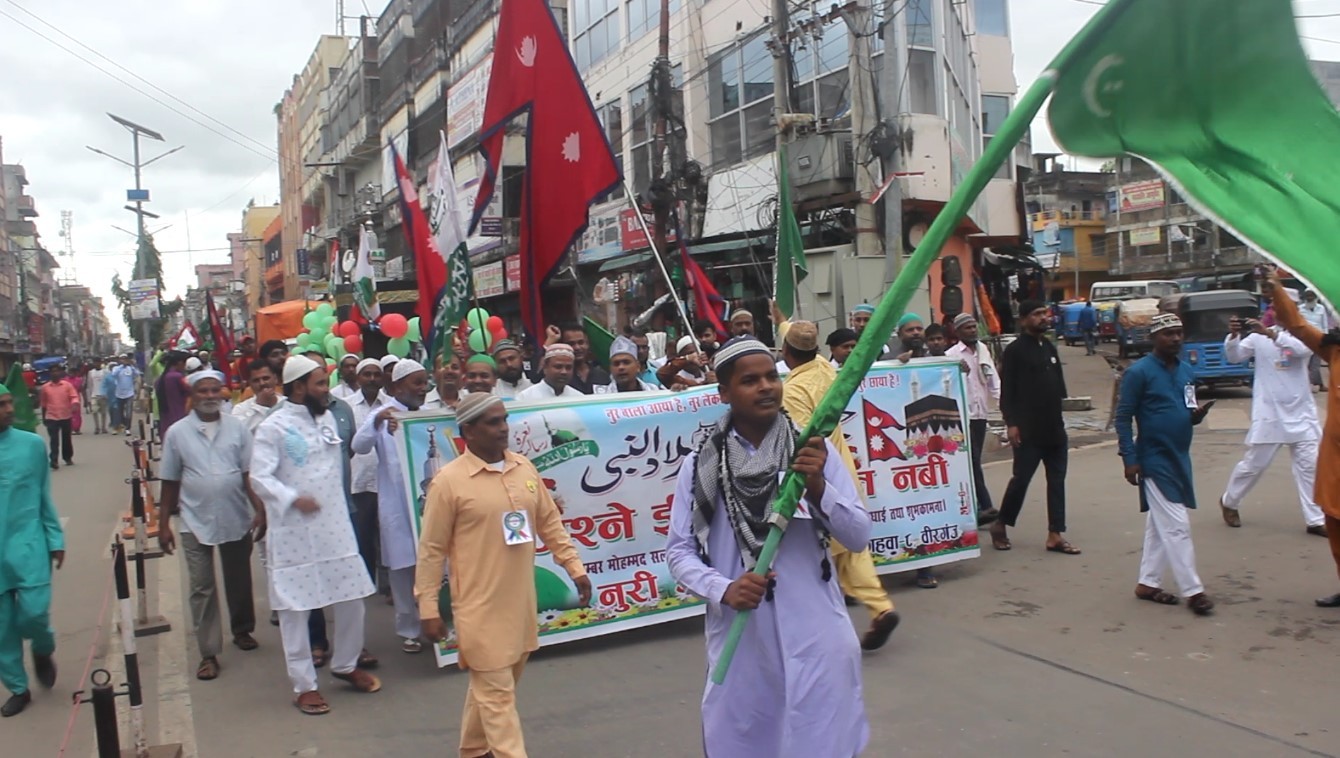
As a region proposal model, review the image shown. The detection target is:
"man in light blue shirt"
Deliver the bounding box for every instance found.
[107,355,141,436]
[156,371,263,680]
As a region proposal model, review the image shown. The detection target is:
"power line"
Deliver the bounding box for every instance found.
[3,0,279,159]
[0,6,281,165]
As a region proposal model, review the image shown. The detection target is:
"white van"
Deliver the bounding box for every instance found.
[1090,280,1180,302]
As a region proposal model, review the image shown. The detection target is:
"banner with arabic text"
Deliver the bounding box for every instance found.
[395,360,979,665]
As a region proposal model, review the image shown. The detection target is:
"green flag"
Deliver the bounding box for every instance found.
[4,364,38,433]
[774,146,808,318]
[1049,0,1340,300]
[583,316,614,371]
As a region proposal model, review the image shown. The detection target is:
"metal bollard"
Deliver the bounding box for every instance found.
[123,456,168,636]
[112,539,148,757]
[74,668,121,758]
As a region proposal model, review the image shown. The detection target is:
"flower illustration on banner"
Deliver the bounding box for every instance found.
[539,609,562,625]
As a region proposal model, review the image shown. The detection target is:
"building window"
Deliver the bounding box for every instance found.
[982,94,1011,180]
[595,101,624,203]
[708,34,775,167]
[908,49,937,115]
[975,0,1009,37]
[790,20,851,120]
[629,65,683,196]
[907,0,934,48]
[573,0,620,73]
[627,0,679,41]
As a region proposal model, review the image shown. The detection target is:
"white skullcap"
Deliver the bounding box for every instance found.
[356,357,381,374]
[379,355,401,370]
[282,355,321,384]
[184,357,203,371]
[339,353,360,365]
[185,369,225,387]
[455,392,503,425]
[543,343,575,364]
[676,335,698,354]
[712,337,772,372]
[609,336,638,360]
[391,358,428,383]
[730,308,753,322]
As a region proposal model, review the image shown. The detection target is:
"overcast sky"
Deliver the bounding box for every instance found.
[2,0,1338,339]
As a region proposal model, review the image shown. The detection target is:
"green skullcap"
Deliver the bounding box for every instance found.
[466,354,497,369]
[0,382,9,397]
[897,313,924,329]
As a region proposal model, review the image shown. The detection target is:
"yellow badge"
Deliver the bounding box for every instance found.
[526,480,537,493]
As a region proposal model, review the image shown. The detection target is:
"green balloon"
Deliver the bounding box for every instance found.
[407,317,422,343]
[387,336,411,358]
[315,303,335,318]
[327,338,344,358]
[466,307,490,332]
[308,329,327,346]
[295,332,312,348]
[467,329,492,354]
[321,315,338,331]
[302,311,321,330]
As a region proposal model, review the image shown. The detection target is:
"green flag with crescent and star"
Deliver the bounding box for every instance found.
[1048,0,1340,301]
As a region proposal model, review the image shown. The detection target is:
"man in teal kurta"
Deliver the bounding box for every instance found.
[0,382,65,717]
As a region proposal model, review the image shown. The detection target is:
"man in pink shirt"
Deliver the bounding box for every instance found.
[38,364,79,470]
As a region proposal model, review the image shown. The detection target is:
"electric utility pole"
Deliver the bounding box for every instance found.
[879,0,908,285]
[87,113,183,361]
[651,0,674,267]
[848,2,880,260]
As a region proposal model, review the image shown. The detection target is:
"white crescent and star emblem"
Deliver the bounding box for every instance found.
[1082,54,1125,118]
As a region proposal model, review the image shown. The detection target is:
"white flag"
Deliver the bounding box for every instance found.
[426,130,474,357]
[352,224,381,321]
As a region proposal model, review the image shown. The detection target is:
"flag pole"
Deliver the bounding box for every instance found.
[621,183,699,344]
[709,0,1139,685]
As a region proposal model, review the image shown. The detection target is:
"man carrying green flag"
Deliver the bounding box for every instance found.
[774,147,808,319]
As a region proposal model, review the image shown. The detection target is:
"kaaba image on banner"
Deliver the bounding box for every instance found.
[904,370,963,436]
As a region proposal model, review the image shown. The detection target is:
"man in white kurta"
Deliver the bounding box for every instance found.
[1221,318,1327,533]
[352,359,428,653]
[250,356,379,713]
[515,344,583,402]
[665,338,871,758]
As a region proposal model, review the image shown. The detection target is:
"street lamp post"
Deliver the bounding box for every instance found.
[86,113,183,364]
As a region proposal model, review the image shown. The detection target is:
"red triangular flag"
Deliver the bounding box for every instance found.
[863,398,907,462]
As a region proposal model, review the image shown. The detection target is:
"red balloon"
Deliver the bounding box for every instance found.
[337,321,360,338]
[380,313,409,339]
[491,326,508,341]
[343,334,364,353]
[486,315,504,332]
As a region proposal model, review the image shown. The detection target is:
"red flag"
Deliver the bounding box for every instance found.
[863,399,907,462]
[472,0,622,339]
[204,292,233,372]
[389,141,448,337]
[328,238,340,286]
[679,235,728,340]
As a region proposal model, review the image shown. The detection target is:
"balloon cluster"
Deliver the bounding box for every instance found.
[378,313,422,358]
[462,307,507,353]
[295,303,350,361]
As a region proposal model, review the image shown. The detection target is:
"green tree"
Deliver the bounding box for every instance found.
[110,234,183,350]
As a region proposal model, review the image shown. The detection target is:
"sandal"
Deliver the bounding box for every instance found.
[916,571,939,589]
[332,668,382,693]
[1188,593,1215,616]
[1046,541,1081,555]
[233,634,259,651]
[990,529,1012,551]
[294,690,330,716]
[1135,588,1180,605]
[311,646,329,669]
[196,657,220,681]
[357,649,379,669]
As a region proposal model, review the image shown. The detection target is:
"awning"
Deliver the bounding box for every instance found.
[593,236,769,273]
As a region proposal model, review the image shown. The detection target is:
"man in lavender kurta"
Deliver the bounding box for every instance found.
[666,337,871,758]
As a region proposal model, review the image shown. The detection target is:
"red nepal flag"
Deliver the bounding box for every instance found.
[863,399,907,462]
[471,0,622,341]
[679,234,728,341]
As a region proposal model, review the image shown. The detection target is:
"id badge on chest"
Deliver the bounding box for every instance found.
[502,510,533,546]
[1183,385,1198,409]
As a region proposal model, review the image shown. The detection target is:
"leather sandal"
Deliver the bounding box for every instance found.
[294,690,330,715]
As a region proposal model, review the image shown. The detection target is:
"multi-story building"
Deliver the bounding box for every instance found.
[1025,155,1110,301]
[237,202,280,319]
[571,0,1029,336]
[277,35,352,304]
[2,160,54,357]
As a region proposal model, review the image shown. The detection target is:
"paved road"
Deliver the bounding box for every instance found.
[10,349,1339,757]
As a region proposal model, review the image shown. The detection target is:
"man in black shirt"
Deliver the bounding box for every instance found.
[990,300,1081,555]
[558,323,612,394]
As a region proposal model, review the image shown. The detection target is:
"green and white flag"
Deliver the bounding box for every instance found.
[427,129,474,360]
[352,224,380,321]
[1049,0,1340,301]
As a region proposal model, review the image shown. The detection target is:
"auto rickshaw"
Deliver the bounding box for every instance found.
[1161,289,1260,387]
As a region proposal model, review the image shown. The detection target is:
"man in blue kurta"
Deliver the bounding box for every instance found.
[0,382,65,717]
[1115,314,1215,616]
[666,338,871,757]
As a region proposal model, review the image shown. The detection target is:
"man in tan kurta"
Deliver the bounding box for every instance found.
[1264,270,1340,608]
[416,393,591,758]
